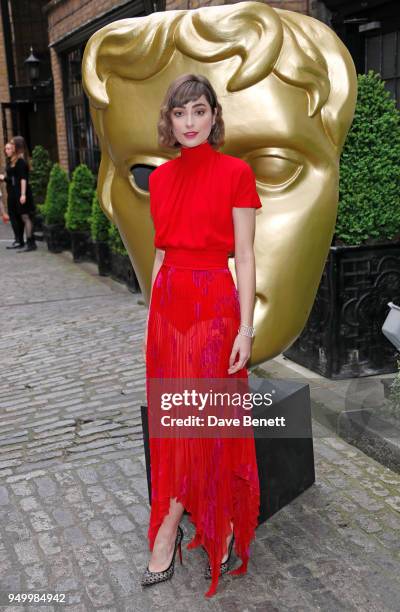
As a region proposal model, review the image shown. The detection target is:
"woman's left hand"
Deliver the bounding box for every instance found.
[20,195,26,205]
[228,333,252,374]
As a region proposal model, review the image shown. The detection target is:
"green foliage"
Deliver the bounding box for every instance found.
[388,359,400,414]
[42,164,69,225]
[30,145,52,205]
[89,191,111,242]
[108,222,128,255]
[336,70,400,245]
[65,164,95,232]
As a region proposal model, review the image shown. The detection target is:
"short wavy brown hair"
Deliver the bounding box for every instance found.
[157,73,225,150]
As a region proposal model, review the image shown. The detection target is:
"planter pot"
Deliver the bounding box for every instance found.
[33,211,44,239]
[283,241,400,379]
[69,229,91,262]
[43,223,71,253]
[125,257,140,293]
[96,241,111,276]
[110,251,139,293]
[87,238,97,263]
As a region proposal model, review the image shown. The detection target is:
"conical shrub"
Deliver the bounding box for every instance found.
[108,222,128,255]
[30,145,52,205]
[90,191,111,242]
[65,164,95,232]
[337,70,400,245]
[42,163,69,225]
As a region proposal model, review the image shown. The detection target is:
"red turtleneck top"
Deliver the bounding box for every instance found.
[149,140,262,256]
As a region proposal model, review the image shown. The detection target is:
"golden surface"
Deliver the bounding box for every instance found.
[82,1,357,367]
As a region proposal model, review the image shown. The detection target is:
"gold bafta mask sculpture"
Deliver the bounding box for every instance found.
[82,1,357,368]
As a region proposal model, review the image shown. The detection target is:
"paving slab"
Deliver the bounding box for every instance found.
[1,223,400,611]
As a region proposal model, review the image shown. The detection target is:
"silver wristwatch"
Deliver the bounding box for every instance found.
[238,323,255,338]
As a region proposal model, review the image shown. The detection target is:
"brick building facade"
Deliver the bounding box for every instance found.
[0,0,399,179]
[0,0,314,177]
[45,0,311,172]
[0,1,54,166]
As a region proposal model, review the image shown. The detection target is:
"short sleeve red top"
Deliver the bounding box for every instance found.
[149,140,262,256]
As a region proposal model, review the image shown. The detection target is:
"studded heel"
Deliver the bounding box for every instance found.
[141,525,183,587]
[204,532,235,579]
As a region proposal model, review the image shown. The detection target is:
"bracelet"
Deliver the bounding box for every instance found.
[238,323,255,338]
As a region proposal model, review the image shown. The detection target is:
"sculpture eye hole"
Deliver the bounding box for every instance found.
[251,155,303,190]
[130,165,156,191]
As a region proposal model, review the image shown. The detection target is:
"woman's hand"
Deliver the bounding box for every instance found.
[0,174,4,181]
[228,333,252,374]
[20,194,26,205]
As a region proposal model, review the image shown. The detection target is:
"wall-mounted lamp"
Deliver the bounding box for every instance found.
[24,46,40,84]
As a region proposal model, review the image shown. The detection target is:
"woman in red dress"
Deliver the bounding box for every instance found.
[142,73,262,598]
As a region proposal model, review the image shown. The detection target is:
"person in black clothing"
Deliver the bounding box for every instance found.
[0,141,26,249]
[10,135,36,252]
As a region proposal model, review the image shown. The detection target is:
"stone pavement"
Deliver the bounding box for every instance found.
[1,222,400,611]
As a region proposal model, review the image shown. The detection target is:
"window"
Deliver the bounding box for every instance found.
[365,30,400,109]
[63,46,101,172]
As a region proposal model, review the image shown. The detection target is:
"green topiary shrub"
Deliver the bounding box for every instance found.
[90,191,111,242]
[389,359,400,409]
[30,145,52,206]
[65,164,95,232]
[108,222,128,255]
[42,163,69,225]
[336,70,400,245]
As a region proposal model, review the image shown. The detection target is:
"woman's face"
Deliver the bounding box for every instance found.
[170,94,216,148]
[4,142,14,158]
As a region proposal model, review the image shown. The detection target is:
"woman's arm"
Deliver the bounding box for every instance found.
[16,159,28,204]
[142,247,165,361]
[0,192,5,216]
[148,248,165,313]
[228,207,257,374]
[20,178,27,199]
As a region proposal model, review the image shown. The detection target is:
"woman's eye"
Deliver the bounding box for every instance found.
[173,110,205,117]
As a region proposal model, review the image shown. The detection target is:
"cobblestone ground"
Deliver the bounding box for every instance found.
[1,226,400,611]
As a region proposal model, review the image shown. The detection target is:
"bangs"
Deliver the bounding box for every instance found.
[169,80,213,110]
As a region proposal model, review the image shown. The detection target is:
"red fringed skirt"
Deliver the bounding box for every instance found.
[145,247,260,597]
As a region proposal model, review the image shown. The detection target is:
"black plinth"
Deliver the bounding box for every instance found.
[140,376,315,525]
